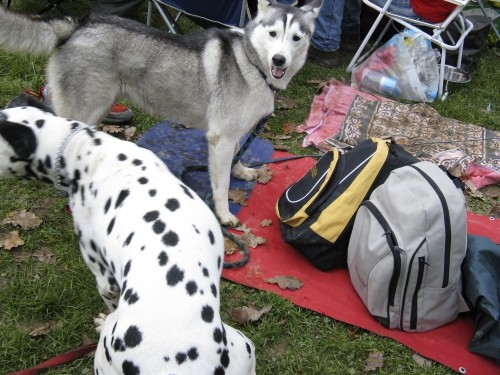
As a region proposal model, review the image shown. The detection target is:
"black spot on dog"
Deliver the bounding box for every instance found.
[158,251,168,266]
[44,155,52,169]
[162,231,179,247]
[186,281,198,296]
[115,189,130,208]
[188,347,199,361]
[94,138,102,146]
[153,220,166,234]
[213,328,223,343]
[214,366,225,375]
[166,265,184,286]
[246,342,252,355]
[220,349,230,368]
[118,154,127,161]
[113,337,126,352]
[107,217,116,235]
[104,198,112,214]
[176,352,187,364]
[201,305,214,323]
[143,211,159,222]
[211,283,217,297]
[104,337,112,364]
[180,184,194,199]
[123,232,134,247]
[203,268,209,277]
[35,119,45,128]
[124,289,139,305]
[149,189,156,197]
[138,177,148,185]
[132,159,143,166]
[122,360,140,375]
[165,198,180,211]
[124,325,143,348]
[124,260,132,277]
[218,256,222,270]
[208,230,215,245]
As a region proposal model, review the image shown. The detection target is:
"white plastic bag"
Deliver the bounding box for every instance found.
[352,30,439,102]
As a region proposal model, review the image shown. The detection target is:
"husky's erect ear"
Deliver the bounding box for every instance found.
[0,114,37,159]
[300,0,323,18]
[257,0,277,15]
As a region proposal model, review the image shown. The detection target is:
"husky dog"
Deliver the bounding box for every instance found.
[0,0,322,226]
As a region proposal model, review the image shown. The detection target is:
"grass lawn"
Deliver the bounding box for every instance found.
[0,1,498,374]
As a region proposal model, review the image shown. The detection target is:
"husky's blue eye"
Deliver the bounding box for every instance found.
[293,35,301,42]
[269,31,277,37]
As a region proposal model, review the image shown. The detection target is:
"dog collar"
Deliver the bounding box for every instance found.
[253,64,279,92]
[54,124,90,192]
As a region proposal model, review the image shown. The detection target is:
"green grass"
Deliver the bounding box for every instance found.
[0,1,498,374]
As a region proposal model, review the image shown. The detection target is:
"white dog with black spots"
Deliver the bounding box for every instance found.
[0,105,256,375]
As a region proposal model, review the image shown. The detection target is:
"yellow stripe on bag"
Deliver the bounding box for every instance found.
[276,148,340,226]
[310,140,390,242]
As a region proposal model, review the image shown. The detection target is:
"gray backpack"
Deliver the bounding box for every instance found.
[347,161,469,332]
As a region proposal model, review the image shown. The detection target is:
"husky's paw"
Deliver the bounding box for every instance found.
[232,162,259,181]
[218,211,241,228]
[94,313,108,333]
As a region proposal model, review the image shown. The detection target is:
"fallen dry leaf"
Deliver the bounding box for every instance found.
[32,248,56,264]
[260,219,272,227]
[257,164,273,184]
[265,275,303,291]
[282,122,296,135]
[275,93,298,110]
[412,353,433,367]
[229,305,272,325]
[228,189,248,206]
[101,125,123,134]
[29,321,63,337]
[1,231,25,250]
[123,126,137,141]
[1,210,42,230]
[243,232,266,248]
[364,351,384,372]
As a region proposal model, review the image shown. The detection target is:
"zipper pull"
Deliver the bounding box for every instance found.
[419,257,430,266]
[394,245,405,254]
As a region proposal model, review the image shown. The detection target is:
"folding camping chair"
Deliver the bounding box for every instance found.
[146,0,250,33]
[347,0,474,100]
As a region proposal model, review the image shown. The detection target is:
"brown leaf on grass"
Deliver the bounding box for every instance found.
[29,321,63,337]
[257,164,273,184]
[364,351,384,372]
[101,125,123,134]
[282,122,296,135]
[265,275,303,291]
[228,189,248,206]
[32,248,56,264]
[1,231,24,250]
[412,353,433,367]
[123,126,137,141]
[1,210,42,230]
[229,305,272,325]
[275,93,298,110]
[260,219,272,227]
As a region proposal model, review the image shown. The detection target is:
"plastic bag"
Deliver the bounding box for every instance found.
[352,30,439,102]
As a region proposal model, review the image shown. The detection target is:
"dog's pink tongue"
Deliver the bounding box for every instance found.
[272,67,285,79]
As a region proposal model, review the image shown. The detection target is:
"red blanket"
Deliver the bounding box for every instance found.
[223,151,499,374]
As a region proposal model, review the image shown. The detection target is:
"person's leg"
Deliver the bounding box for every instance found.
[371,0,419,18]
[310,0,345,52]
[92,0,145,18]
[341,0,361,52]
[308,0,345,67]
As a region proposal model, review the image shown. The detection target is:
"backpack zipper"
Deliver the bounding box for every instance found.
[410,256,428,330]
[398,237,427,330]
[410,165,451,287]
[363,201,402,308]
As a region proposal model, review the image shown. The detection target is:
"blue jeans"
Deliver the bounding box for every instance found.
[371,0,419,18]
[311,0,361,52]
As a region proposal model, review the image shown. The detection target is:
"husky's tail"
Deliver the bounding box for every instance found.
[0,6,78,55]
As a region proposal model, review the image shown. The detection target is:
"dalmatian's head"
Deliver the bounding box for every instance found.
[0,99,75,183]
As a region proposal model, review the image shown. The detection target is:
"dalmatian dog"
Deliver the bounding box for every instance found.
[0,105,256,375]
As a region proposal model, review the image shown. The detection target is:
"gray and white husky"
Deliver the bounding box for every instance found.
[0,0,322,226]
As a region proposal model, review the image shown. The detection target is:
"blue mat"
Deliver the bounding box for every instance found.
[136,120,275,215]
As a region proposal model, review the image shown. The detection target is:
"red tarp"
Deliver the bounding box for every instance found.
[223,151,500,375]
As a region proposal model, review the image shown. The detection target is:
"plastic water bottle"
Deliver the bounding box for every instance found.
[361,71,401,98]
